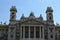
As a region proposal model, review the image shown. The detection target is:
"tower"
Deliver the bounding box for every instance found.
[46,7,55,40]
[8,6,17,40]
[10,6,17,24]
[46,7,54,25]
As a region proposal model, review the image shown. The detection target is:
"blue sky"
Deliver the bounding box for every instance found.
[0,0,60,24]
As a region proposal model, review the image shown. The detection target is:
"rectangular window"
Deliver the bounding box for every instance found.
[36,27,40,38]
[25,27,29,38]
[22,27,23,38]
[41,27,43,38]
[50,34,53,38]
[49,28,53,33]
[30,27,34,38]
[11,34,13,38]
[0,29,1,31]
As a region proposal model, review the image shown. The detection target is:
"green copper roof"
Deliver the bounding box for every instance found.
[30,12,34,16]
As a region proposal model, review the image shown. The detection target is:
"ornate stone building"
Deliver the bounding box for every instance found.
[0,6,60,40]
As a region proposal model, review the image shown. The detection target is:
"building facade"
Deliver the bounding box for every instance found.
[0,6,60,40]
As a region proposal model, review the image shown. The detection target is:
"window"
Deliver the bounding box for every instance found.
[45,35,48,39]
[50,29,53,32]
[59,35,60,40]
[30,27,34,38]
[2,29,4,31]
[49,17,51,20]
[11,34,13,38]
[10,27,14,30]
[11,16,14,19]
[41,27,43,38]
[16,32,20,40]
[16,36,20,40]
[49,13,51,15]
[50,34,53,38]
[25,27,29,38]
[6,29,8,31]
[12,13,14,14]
[22,27,23,38]
[58,30,60,33]
[36,27,40,38]
[0,29,1,31]
[10,27,14,32]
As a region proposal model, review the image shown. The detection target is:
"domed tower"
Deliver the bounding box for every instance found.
[10,6,17,24]
[46,7,54,25]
